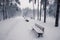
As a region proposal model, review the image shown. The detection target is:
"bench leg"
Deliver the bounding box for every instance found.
[38,33,43,37]
[32,28,34,30]
[38,33,40,37]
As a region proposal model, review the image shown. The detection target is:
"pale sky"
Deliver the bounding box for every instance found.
[18,0,38,9]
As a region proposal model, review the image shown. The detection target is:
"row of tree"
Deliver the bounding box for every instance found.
[0,0,20,20]
[29,0,60,27]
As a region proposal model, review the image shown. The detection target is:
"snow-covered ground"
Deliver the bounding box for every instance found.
[0,16,60,40]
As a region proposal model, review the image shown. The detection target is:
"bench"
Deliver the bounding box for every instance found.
[35,24,44,32]
[32,23,44,37]
[25,19,29,22]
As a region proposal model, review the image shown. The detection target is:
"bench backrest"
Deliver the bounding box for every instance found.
[35,24,44,32]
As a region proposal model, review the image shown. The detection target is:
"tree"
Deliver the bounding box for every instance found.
[41,0,49,23]
[29,0,32,3]
[37,0,39,20]
[29,0,36,4]
[3,0,7,20]
[40,0,42,21]
[55,0,60,27]
[48,0,57,18]
[44,0,46,23]
[15,0,20,5]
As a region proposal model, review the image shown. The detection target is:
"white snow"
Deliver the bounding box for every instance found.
[0,16,60,40]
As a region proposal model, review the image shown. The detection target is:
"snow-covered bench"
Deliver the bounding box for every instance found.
[25,19,29,22]
[32,24,44,37]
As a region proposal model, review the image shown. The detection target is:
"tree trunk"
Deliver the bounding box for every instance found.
[37,0,39,20]
[33,0,35,19]
[3,0,5,20]
[3,0,7,20]
[40,0,42,21]
[55,0,60,27]
[44,0,46,23]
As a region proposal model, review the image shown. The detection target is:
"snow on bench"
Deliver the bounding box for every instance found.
[25,19,29,22]
[32,23,44,37]
[35,24,44,32]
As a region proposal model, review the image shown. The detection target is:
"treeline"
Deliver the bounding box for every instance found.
[0,0,21,20]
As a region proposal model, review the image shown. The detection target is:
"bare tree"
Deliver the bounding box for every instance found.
[40,0,49,22]
[15,0,20,5]
[40,0,42,21]
[37,0,39,20]
[44,0,47,23]
[3,0,7,20]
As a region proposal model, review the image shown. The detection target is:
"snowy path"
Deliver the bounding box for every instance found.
[0,16,60,40]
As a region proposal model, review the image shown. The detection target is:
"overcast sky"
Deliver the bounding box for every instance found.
[18,0,38,9]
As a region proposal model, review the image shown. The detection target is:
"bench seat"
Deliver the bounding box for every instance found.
[33,26,43,33]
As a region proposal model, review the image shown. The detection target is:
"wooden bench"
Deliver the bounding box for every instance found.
[32,24,44,37]
[35,24,44,32]
[25,19,29,22]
